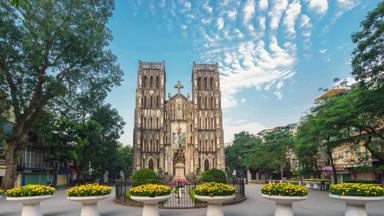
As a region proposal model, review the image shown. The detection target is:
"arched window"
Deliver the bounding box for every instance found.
[205,118,208,129]
[204,159,209,171]
[156,117,159,128]
[204,97,207,109]
[211,97,214,109]
[204,77,208,89]
[157,96,160,108]
[150,117,153,129]
[148,159,154,170]
[210,77,214,89]
[143,76,147,88]
[198,77,201,89]
[211,118,214,129]
[144,96,147,108]
[150,139,152,151]
[156,76,160,88]
[213,158,215,168]
[150,76,153,88]
[156,139,159,151]
[143,117,146,128]
[143,158,146,167]
[150,96,153,108]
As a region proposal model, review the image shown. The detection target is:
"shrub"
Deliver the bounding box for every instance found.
[344,179,381,184]
[329,183,384,197]
[5,185,55,197]
[66,184,112,197]
[303,178,331,182]
[131,168,162,187]
[195,182,236,196]
[261,183,308,197]
[199,168,227,183]
[130,184,172,197]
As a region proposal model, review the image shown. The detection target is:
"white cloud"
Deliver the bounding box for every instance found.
[184,1,192,10]
[283,0,302,36]
[269,0,289,31]
[243,0,256,24]
[259,0,269,11]
[227,9,237,20]
[223,119,266,142]
[217,17,224,30]
[319,48,327,54]
[335,0,360,17]
[306,0,328,15]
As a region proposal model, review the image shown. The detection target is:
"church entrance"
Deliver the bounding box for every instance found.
[204,159,209,171]
[148,159,154,170]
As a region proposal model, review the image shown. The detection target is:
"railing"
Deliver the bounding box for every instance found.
[115,178,246,208]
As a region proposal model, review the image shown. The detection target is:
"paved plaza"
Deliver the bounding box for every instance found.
[1,184,383,216]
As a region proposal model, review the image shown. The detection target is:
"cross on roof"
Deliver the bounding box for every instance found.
[174,81,184,94]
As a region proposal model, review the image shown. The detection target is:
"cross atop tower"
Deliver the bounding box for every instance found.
[174,81,184,94]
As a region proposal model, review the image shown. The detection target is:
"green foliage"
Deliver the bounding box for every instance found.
[199,168,227,183]
[131,168,162,187]
[351,1,384,89]
[344,179,381,184]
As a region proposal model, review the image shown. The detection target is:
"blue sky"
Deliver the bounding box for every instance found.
[106,0,381,145]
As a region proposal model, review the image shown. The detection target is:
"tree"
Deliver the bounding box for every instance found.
[352,1,384,89]
[116,144,133,179]
[0,0,123,188]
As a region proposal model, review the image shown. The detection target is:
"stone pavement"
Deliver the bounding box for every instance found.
[0,184,383,216]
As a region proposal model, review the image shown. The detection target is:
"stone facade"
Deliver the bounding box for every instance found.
[133,61,225,176]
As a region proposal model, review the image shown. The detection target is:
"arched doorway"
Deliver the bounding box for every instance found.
[204,159,209,171]
[148,159,154,170]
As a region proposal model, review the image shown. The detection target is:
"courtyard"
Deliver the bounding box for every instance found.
[1,184,383,216]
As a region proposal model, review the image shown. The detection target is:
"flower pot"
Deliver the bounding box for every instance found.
[6,195,53,216]
[262,194,307,216]
[195,195,236,216]
[67,195,110,216]
[130,194,171,216]
[329,194,384,216]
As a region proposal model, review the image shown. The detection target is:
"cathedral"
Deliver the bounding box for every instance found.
[133,61,225,177]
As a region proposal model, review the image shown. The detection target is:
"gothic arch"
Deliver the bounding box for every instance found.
[148,158,154,170]
[150,76,153,88]
[204,159,209,171]
[143,76,147,88]
[156,76,160,88]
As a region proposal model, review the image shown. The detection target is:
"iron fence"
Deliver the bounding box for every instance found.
[115,178,246,209]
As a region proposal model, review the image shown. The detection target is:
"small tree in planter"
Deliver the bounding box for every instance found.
[6,185,56,216]
[129,184,172,216]
[261,183,308,216]
[170,179,191,198]
[195,182,236,216]
[66,184,112,216]
[329,183,384,216]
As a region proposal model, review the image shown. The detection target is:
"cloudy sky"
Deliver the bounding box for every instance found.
[106,0,381,145]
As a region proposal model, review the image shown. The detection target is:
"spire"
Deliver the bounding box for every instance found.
[174,81,184,94]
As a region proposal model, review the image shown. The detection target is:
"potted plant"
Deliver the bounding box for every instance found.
[66,184,112,216]
[261,182,308,216]
[170,178,191,198]
[194,182,236,216]
[130,183,172,216]
[5,184,55,216]
[329,183,384,216]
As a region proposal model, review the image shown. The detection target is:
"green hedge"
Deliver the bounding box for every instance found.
[344,179,381,184]
[199,168,227,183]
[131,168,162,187]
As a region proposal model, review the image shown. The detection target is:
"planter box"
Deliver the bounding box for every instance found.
[7,195,53,216]
[195,195,235,216]
[130,194,171,216]
[262,194,307,216]
[67,195,110,216]
[329,194,384,216]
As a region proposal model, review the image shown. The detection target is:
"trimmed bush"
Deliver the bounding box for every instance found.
[131,168,162,186]
[199,168,227,183]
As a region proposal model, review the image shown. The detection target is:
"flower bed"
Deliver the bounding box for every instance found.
[130,184,172,197]
[261,183,308,196]
[329,183,384,197]
[5,185,55,197]
[66,184,112,197]
[170,179,191,188]
[195,182,236,196]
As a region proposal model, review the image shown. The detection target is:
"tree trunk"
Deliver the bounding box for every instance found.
[2,141,19,189]
[327,150,338,184]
